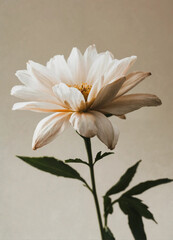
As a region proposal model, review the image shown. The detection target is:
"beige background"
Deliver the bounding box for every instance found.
[0,0,173,239]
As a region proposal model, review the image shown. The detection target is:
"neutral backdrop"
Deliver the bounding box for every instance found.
[0,0,173,239]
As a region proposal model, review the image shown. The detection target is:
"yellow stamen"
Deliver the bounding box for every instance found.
[69,83,92,101]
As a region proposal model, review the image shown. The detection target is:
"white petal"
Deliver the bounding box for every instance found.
[15,70,39,89]
[84,44,98,74]
[90,77,126,109]
[67,47,85,84]
[104,56,137,85]
[87,76,105,104]
[27,61,59,89]
[53,83,86,111]
[70,112,98,138]
[12,101,64,112]
[87,52,113,85]
[32,112,71,150]
[116,72,151,98]
[99,94,162,116]
[112,124,120,148]
[11,85,59,104]
[47,55,74,85]
[92,111,117,150]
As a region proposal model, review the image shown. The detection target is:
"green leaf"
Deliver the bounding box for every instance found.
[103,227,116,240]
[103,196,113,225]
[103,196,113,226]
[119,198,147,240]
[65,158,89,166]
[105,160,141,196]
[94,151,114,164]
[124,178,173,196]
[128,211,147,240]
[104,196,113,216]
[105,114,113,118]
[119,197,157,223]
[17,156,86,183]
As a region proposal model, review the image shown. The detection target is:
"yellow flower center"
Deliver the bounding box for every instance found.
[70,83,92,101]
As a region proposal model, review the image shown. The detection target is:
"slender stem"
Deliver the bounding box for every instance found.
[83,137,104,240]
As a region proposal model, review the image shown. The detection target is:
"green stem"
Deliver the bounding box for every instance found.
[83,137,104,240]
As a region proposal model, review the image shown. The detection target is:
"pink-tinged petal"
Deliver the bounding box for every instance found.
[67,47,85,84]
[90,77,126,109]
[70,112,98,138]
[27,61,59,89]
[84,44,98,74]
[32,112,71,150]
[104,56,137,85]
[11,85,59,104]
[92,111,117,150]
[46,55,74,85]
[53,83,86,111]
[116,72,151,98]
[87,52,113,85]
[12,101,65,113]
[99,94,162,116]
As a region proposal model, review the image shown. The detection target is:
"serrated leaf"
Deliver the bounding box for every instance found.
[65,158,89,166]
[17,156,86,183]
[119,199,147,240]
[103,227,116,240]
[119,197,157,223]
[94,151,114,164]
[105,160,141,196]
[124,178,173,196]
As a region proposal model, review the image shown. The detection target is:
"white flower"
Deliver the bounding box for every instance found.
[11,45,161,150]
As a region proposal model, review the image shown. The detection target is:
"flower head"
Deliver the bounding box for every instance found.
[11,45,161,150]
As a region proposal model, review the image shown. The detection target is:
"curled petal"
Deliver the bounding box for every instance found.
[99,94,162,116]
[70,111,118,149]
[32,112,71,150]
[92,111,118,150]
[70,112,98,138]
[112,124,120,149]
[53,83,86,111]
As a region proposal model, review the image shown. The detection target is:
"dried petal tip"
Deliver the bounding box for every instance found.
[156,97,162,105]
[32,142,37,150]
[152,95,162,106]
[118,115,126,120]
